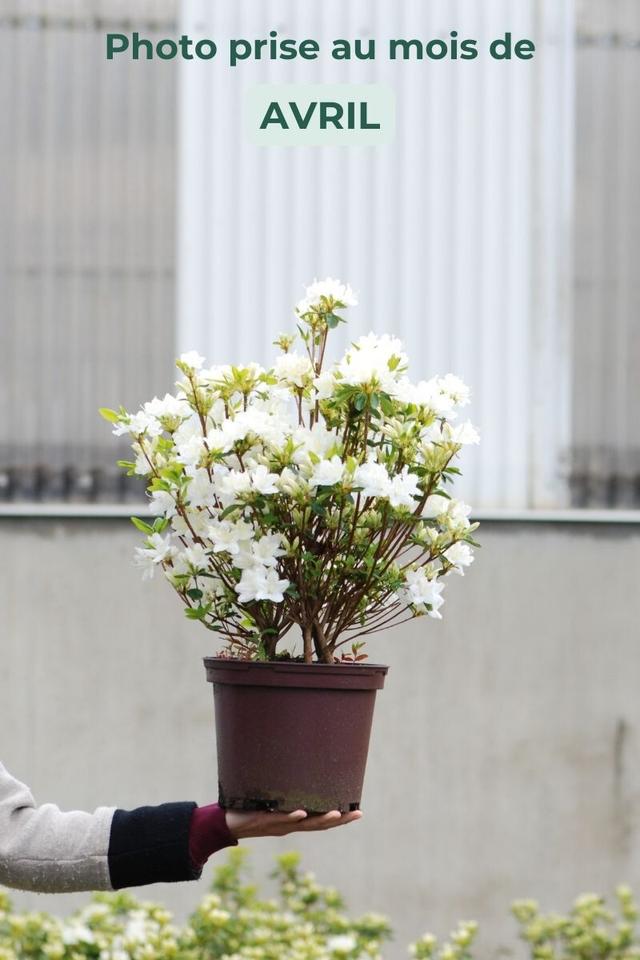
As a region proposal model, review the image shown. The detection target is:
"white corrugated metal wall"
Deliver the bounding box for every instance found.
[178,0,575,510]
[0,0,177,501]
[570,0,640,507]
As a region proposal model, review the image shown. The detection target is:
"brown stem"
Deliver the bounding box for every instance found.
[303,624,313,664]
[312,621,334,663]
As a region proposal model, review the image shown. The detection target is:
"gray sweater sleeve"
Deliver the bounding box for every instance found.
[0,761,115,893]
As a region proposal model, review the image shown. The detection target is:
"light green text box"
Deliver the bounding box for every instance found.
[245,84,395,146]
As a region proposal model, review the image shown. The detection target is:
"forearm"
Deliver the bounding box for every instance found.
[0,762,236,893]
[0,765,114,893]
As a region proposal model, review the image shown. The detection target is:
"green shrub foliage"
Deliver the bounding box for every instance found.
[2,850,638,960]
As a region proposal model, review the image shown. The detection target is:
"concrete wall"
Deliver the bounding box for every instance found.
[1,518,640,958]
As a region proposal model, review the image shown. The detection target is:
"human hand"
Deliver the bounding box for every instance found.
[225,808,362,840]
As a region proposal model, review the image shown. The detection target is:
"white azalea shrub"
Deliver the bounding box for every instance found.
[103,279,479,663]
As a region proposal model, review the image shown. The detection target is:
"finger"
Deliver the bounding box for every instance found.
[297,810,362,830]
[312,810,342,824]
[340,810,363,823]
[285,809,308,822]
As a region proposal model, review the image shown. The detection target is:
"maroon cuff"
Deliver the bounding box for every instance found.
[188,803,238,870]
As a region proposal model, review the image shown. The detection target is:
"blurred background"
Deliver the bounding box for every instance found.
[1,1,639,957]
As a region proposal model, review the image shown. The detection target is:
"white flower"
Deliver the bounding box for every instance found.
[249,464,279,495]
[399,568,446,618]
[176,434,207,468]
[174,508,210,537]
[353,460,391,499]
[148,490,177,517]
[387,467,421,508]
[134,533,174,580]
[208,520,254,556]
[214,468,252,503]
[181,543,210,572]
[249,385,292,418]
[292,423,337,464]
[186,467,216,509]
[327,933,357,954]
[143,393,188,420]
[273,352,314,388]
[443,420,480,445]
[448,499,472,530]
[235,566,290,603]
[438,373,471,407]
[309,456,344,487]
[202,578,227,602]
[338,333,407,390]
[173,414,202,446]
[420,420,447,444]
[134,450,152,476]
[200,363,233,384]
[124,912,150,943]
[392,377,454,417]
[276,467,310,498]
[422,494,450,518]
[297,277,358,314]
[113,410,162,438]
[179,350,205,370]
[444,541,474,575]
[251,534,286,567]
[198,425,229,453]
[62,924,95,946]
[221,410,290,449]
[313,369,337,400]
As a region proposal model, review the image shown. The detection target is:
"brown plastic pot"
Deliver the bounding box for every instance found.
[204,658,389,814]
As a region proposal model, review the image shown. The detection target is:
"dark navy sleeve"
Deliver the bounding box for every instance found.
[108,801,200,889]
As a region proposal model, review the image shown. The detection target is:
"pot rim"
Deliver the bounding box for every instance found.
[203,657,388,670]
[203,657,389,690]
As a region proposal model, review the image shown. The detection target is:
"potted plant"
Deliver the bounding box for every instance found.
[102,279,479,813]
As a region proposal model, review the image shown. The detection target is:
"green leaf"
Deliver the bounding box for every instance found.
[172,574,191,587]
[130,516,154,535]
[354,393,366,412]
[159,467,184,484]
[218,504,240,521]
[186,588,204,601]
[255,641,269,661]
[185,602,212,621]
[379,394,394,416]
[99,407,120,423]
[152,517,170,533]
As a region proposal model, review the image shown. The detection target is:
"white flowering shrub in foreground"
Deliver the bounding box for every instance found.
[5,853,638,960]
[103,279,480,662]
[0,850,393,960]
